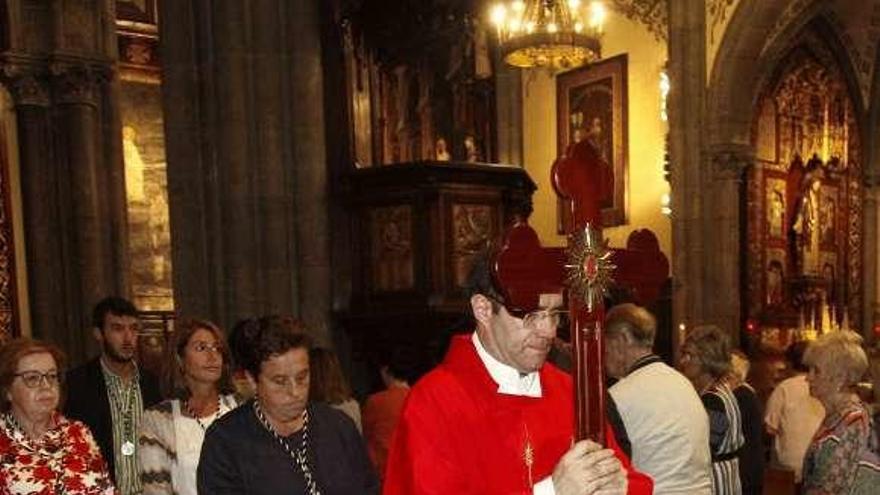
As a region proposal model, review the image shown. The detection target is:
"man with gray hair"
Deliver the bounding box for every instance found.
[604,303,713,495]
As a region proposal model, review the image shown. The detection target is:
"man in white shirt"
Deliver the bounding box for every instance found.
[604,303,713,495]
[764,341,824,482]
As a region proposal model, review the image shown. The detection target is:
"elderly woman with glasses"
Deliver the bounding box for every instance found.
[138,318,238,495]
[679,325,745,495]
[801,331,880,494]
[0,338,115,494]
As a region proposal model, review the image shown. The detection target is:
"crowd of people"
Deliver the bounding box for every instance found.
[1,268,879,494]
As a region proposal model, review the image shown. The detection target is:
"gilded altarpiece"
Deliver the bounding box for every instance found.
[0,123,18,342]
[748,54,862,337]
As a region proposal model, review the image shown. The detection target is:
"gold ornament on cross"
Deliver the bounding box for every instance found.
[565,223,615,312]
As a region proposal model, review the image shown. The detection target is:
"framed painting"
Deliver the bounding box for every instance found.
[116,0,158,34]
[556,54,628,231]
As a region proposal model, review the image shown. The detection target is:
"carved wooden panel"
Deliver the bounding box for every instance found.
[369,205,414,292]
[451,204,493,289]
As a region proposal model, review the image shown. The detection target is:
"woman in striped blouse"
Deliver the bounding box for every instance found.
[138,319,238,495]
[679,325,744,495]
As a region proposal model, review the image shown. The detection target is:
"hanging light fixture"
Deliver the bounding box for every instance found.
[490,0,606,69]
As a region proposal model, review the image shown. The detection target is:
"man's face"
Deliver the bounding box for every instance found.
[603,333,629,379]
[475,293,563,373]
[95,312,140,363]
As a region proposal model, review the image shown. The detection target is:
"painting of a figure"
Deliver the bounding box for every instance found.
[819,186,836,248]
[766,179,786,239]
[557,54,628,231]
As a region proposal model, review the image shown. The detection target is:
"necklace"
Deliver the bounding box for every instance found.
[103,363,140,457]
[185,395,222,431]
[253,400,321,495]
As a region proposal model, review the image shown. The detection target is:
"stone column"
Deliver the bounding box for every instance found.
[707,145,752,344]
[667,0,707,349]
[160,0,330,341]
[289,0,332,345]
[51,63,117,354]
[5,70,66,345]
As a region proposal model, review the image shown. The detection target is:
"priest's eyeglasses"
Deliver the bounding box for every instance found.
[14,371,61,389]
[522,309,567,329]
[484,294,567,328]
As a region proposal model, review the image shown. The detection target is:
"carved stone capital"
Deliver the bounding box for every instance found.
[708,144,753,181]
[7,73,51,107]
[50,63,113,106]
[0,59,51,107]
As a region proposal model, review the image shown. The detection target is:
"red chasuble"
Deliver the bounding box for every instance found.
[383,335,653,495]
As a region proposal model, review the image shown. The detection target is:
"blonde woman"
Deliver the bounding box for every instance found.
[138,319,238,495]
[801,331,880,494]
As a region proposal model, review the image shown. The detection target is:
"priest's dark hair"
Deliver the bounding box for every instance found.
[91,296,138,330]
[463,250,504,313]
[229,315,311,378]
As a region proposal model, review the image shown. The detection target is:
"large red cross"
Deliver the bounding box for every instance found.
[493,140,668,442]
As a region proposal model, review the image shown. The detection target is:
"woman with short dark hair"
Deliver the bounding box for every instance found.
[197,316,378,494]
[0,338,115,494]
[138,318,238,495]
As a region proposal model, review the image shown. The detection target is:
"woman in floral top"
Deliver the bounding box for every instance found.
[0,338,116,495]
[802,331,880,494]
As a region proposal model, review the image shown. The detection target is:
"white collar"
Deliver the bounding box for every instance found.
[472,333,542,397]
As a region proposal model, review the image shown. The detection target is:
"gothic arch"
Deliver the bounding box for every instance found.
[707,2,864,149]
[709,3,870,337]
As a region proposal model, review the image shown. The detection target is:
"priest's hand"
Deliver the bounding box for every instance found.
[551,440,627,495]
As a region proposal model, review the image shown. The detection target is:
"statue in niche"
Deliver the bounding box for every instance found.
[435,137,451,161]
[122,126,146,202]
[464,135,480,163]
[768,189,785,238]
[790,166,822,275]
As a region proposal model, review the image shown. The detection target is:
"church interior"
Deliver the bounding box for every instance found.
[1,0,880,445]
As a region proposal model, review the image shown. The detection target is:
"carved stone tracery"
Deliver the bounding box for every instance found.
[610,0,668,41]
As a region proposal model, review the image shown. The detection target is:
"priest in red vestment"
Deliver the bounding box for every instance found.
[383,256,653,495]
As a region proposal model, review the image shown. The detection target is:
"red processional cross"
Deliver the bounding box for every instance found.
[493,140,668,443]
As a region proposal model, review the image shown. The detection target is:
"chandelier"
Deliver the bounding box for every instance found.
[490,0,606,69]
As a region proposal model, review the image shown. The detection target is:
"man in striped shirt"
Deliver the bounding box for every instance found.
[65,296,162,495]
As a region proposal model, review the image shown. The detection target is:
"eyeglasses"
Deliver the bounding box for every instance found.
[522,309,567,329]
[189,342,223,354]
[484,294,567,329]
[14,371,61,389]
